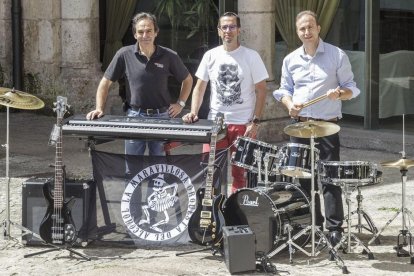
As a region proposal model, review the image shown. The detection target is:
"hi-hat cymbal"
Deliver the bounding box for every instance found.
[0,87,44,110]
[381,158,414,170]
[284,120,340,138]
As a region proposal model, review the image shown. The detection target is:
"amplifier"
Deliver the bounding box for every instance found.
[222,225,256,274]
[21,177,97,246]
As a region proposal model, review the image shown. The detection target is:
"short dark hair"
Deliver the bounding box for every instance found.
[296,10,319,25]
[218,12,241,28]
[132,12,159,34]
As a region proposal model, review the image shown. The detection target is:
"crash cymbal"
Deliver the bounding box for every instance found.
[284,120,340,138]
[0,87,44,110]
[381,158,414,169]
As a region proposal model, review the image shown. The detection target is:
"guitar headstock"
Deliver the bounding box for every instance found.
[53,96,69,119]
[212,112,225,135]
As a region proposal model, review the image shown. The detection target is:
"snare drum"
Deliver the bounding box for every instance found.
[223,183,310,254]
[231,137,279,175]
[319,161,377,185]
[278,143,319,178]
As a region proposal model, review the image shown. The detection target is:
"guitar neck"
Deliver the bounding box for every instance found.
[204,133,217,199]
[54,117,64,209]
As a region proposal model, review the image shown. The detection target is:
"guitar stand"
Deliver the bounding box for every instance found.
[175,243,222,257]
[347,186,380,244]
[24,242,91,261]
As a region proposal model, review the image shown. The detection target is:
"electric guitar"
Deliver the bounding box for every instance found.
[188,113,226,246]
[39,96,77,245]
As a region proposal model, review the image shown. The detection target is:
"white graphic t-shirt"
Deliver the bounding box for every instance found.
[196,46,269,124]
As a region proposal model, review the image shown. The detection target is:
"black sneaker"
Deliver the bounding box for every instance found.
[329,230,342,247]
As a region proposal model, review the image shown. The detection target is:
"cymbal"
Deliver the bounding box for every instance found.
[284,120,340,138]
[0,87,44,110]
[381,158,414,169]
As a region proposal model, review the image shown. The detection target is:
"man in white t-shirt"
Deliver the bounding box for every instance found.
[183,12,269,193]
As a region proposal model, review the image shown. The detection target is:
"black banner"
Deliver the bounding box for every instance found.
[91,149,227,247]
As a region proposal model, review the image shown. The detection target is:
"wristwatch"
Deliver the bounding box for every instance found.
[251,116,261,125]
[177,100,186,108]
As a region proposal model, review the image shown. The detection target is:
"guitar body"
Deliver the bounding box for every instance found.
[188,187,226,246]
[39,182,77,245]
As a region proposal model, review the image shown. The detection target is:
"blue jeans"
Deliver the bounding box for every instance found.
[124,108,169,156]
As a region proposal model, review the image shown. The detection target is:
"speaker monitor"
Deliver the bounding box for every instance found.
[21,177,97,246]
[222,225,256,274]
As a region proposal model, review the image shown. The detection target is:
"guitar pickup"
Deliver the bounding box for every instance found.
[202,199,213,206]
[200,211,212,219]
[199,219,211,228]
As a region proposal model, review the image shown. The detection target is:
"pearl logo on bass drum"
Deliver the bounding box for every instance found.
[241,195,259,207]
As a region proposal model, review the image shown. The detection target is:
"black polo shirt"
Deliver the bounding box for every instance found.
[104,44,189,109]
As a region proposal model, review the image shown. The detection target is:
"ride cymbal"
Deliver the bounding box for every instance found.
[284,120,340,138]
[381,158,414,170]
[0,87,44,110]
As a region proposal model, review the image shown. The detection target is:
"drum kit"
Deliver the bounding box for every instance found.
[225,118,407,270]
[0,87,45,239]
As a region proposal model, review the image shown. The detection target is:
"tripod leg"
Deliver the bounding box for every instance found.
[66,247,91,261]
[24,248,59,258]
[360,211,380,244]
[368,209,401,245]
[314,228,349,273]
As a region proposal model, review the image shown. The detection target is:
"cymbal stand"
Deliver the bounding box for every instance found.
[267,130,348,273]
[1,106,37,241]
[368,168,414,253]
[334,182,374,259]
[368,114,414,262]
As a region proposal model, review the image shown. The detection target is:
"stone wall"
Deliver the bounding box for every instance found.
[0,0,103,113]
[0,0,12,86]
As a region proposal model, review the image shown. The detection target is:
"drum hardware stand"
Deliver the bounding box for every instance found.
[367,167,414,257]
[347,185,380,243]
[1,106,42,243]
[254,149,266,188]
[334,182,374,259]
[267,130,349,274]
[367,114,414,263]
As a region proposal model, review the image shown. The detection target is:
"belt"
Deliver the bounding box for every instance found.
[130,106,169,115]
[296,116,338,123]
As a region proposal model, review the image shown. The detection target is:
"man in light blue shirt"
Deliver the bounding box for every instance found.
[273,10,360,249]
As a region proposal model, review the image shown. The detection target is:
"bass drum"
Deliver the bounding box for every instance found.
[223,183,311,254]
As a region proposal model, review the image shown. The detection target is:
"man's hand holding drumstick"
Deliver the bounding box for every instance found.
[282,86,350,118]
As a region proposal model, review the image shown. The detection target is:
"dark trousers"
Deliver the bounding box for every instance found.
[291,131,344,232]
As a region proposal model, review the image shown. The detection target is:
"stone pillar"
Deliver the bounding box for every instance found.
[238,0,275,82]
[22,0,62,78]
[238,0,288,143]
[61,0,103,113]
[0,0,13,85]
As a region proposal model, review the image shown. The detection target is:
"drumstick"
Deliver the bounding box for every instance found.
[302,94,327,108]
[302,86,340,108]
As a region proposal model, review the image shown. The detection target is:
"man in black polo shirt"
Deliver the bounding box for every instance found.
[87,12,193,156]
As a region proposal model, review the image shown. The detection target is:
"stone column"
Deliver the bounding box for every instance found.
[0,0,12,85]
[238,0,288,143]
[23,0,61,77]
[61,0,103,113]
[238,0,275,81]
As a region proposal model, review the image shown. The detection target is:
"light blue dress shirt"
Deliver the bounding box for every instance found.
[273,39,360,120]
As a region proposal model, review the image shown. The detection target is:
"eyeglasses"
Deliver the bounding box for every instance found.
[222,12,239,18]
[219,24,238,32]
